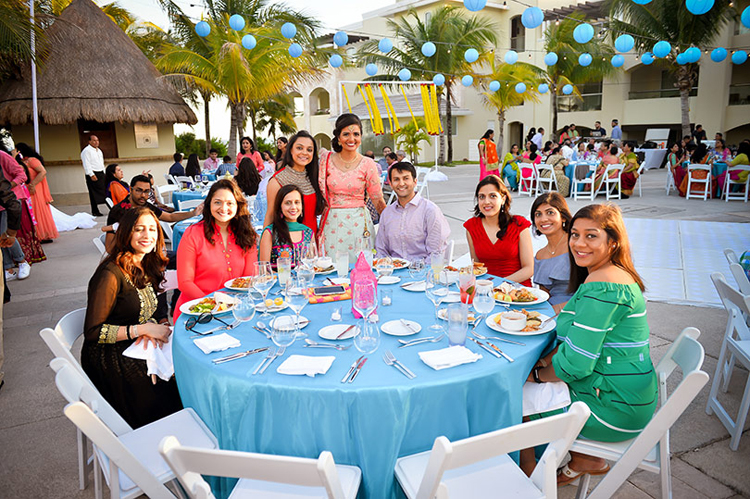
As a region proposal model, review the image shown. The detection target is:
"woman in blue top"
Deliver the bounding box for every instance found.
[259,184,313,266]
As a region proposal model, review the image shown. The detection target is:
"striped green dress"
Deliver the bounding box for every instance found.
[552,281,658,442]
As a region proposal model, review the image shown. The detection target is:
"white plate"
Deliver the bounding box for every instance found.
[381,319,422,336]
[271,315,309,331]
[474,269,488,277]
[485,312,555,336]
[438,308,480,323]
[494,286,550,306]
[255,301,289,313]
[377,275,401,285]
[224,276,253,292]
[315,266,336,275]
[373,258,411,271]
[328,277,350,285]
[318,324,359,340]
[401,281,429,292]
[441,291,461,303]
[180,297,235,316]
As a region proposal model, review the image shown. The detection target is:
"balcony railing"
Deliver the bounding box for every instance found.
[729,83,750,106]
[628,88,698,100]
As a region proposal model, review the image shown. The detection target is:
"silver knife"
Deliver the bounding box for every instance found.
[469,337,501,358]
[399,319,418,334]
[400,280,424,288]
[348,357,367,383]
[393,359,416,379]
[484,336,526,346]
[398,338,433,348]
[341,355,364,383]
[487,342,514,362]
[212,347,269,364]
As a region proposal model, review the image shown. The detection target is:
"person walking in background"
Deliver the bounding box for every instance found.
[15,143,58,242]
[531,128,544,150]
[478,129,499,180]
[81,135,106,216]
[610,119,622,140]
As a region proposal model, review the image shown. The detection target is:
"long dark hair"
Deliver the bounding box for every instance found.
[473,176,517,240]
[101,206,167,292]
[526,127,536,143]
[568,204,644,293]
[282,130,326,215]
[735,140,750,159]
[275,136,288,166]
[15,142,44,164]
[691,143,709,164]
[527,143,538,162]
[235,157,262,196]
[481,129,494,140]
[272,184,305,246]
[530,192,571,236]
[331,113,362,153]
[105,163,129,194]
[240,136,255,154]
[201,179,257,251]
[185,153,201,177]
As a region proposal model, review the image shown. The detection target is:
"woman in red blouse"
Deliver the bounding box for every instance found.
[237,136,264,173]
[174,179,258,321]
[464,176,534,286]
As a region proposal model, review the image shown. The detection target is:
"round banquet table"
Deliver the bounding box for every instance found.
[172,272,556,498]
[171,189,208,211]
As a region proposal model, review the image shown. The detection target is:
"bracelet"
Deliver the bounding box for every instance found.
[126,325,132,340]
[532,366,543,384]
[133,324,138,339]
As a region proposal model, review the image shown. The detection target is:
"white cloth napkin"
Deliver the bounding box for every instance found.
[276,355,336,377]
[418,345,482,370]
[522,381,572,416]
[193,333,241,355]
[123,336,174,382]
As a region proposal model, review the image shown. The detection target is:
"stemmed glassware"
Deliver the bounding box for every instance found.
[408,258,426,282]
[300,244,318,270]
[425,271,449,331]
[375,256,394,281]
[284,276,309,339]
[353,281,380,353]
[253,261,276,319]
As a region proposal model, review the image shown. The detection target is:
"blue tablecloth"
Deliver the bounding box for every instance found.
[172,190,207,211]
[171,217,200,249]
[172,274,555,498]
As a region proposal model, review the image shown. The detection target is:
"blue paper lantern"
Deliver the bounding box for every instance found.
[504,50,518,65]
[288,43,302,58]
[743,6,750,29]
[685,46,701,63]
[515,82,527,93]
[365,63,378,76]
[632,0,652,4]
[433,74,445,86]
[641,52,655,65]
[614,34,635,53]
[521,7,544,29]
[422,42,436,57]
[463,0,487,12]
[676,53,688,64]
[241,34,256,50]
[686,0,714,15]
[711,47,727,62]
[465,48,479,63]
[544,52,558,66]
[378,38,393,53]
[229,15,245,31]
[611,54,625,67]
[195,21,211,37]
[398,68,412,81]
[538,83,549,94]
[489,80,501,92]
[573,23,594,44]
[329,54,343,68]
[281,22,297,39]
[462,75,474,87]
[562,84,574,95]
[579,53,593,66]
[732,50,748,65]
[333,31,348,47]
[653,41,671,58]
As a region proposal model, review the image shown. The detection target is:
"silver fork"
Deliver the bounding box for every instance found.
[471,330,526,346]
[259,346,285,374]
[253,348,276,375]
[383,353,414,378]
[398,333,445,348]
[304,339,352,351]
[384,350,416,379]
[190,319,241,339]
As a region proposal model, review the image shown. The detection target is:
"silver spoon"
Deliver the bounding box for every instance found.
[471,330,526,346]
[304,339,352,351]
[397,333,445,348]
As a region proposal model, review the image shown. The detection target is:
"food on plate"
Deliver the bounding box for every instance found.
[499,311,526,331]
[314,265,335,273]
[473,262,487,275]
[495,309,542,332]
[444,265,458,272]
[373,258,408,269]
[230,277,251,289]
[493,282,537,302]
[274,297,284,307]
[189,298,216,314]
[263,297,285,309]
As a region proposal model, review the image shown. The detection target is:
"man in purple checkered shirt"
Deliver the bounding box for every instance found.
[375,162,450,263]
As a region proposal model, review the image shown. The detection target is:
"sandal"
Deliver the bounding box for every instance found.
[557,462,610,487]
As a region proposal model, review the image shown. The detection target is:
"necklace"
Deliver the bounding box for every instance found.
[338,153,360,166]
[547,234,566,255]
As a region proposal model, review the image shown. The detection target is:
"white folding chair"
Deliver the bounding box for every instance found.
[518,164,537,197]
[634,164,645,197]
[708,273,750,451]
[159,436,362,499]
[394,402,590,499]
[722,165,750,202]
[723,248,750,295]
[573,175,595,201]
[573,328,709,499]
[179,199,203,211]
[536,165,559,194]
[685,164,712,200]
[159,221,174,250]
[51,357,218,499]
[665,166,677,195]
[93,234,107,257]
[603,164,622,200]
[415,167,431,199]
[156,184,178,207]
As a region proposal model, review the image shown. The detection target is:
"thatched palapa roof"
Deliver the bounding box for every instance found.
[0,0,197,126]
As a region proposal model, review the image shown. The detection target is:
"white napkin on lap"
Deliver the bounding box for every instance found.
[123,337,174,381]
[522,381,571,416]
[418,346,482,370]
[277,355,336,377]
[193,333,241,355]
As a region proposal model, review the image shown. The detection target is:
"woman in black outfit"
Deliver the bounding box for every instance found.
[185,153,202,178]
[235,157,262,196]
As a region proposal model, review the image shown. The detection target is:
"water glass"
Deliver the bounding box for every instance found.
[430,251,445,279]
[336,251,350,278]
[357,237,373,267]
[473,280,495,317]
[297,266,315,287]
[375,256,394,279]
[271,315,297,348]
[354,319,380,354]
[408,258,426,280]
[300,244,318,270]
[232,294,256,323]
[277,257,292,287]
[447,303,468,346]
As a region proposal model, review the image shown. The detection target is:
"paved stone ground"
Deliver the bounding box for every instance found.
[0,165,748,498]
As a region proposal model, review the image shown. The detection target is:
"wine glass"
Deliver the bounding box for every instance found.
[354,319,381,354]
[271,315,297,348]
[300,244,318,270]
[425,271,448,331]
[472,281,495,322]
[408,258,426,282]
[375,256,394,281]
[284,277,309,339]
[353,281,377,321]
[201,175,210,189]
[232,294,256,324]
[253,261,276,319]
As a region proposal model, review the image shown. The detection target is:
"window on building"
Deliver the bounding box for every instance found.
[510,16,525,52]
[557,81,603,112]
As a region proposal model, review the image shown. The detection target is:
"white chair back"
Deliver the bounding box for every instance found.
[518,163,537,197]
[93,235,106,257]
[635,164,645,197]
[179,199,203,210]
[175,176,194,188]
[536,164,559,194]
[723,165,750,202]
[156,184,179,205]
[604,164,622,200]
[686,164,712,200]
[723,249,750,295]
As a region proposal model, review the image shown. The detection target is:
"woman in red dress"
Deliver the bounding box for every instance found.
[464,176,534,286]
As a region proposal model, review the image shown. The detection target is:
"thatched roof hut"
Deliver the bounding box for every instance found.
[0,0,197,126]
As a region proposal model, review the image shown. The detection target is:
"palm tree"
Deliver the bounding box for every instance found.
[394,118,432,163]
[357,6,497,164]
[0,1,46,83]
[543,14,616,138]
[607,0,736,138]
[252,94,297,141]
[480,58,546,157]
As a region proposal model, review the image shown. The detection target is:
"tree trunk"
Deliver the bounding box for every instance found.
[496,111,505,158]
[437,89,446,165]
[250,109,258,145]
[202,92,211,158]
[228,102,242,158]
[445,81,454,163]
[677,66,694,139]
[551,85,559,142]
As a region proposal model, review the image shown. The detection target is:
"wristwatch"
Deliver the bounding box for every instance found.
[532,366,543,384]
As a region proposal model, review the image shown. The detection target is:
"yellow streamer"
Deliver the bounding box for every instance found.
[379,85,401,134]
[421,84,435,135]
[377,85,394,134]
[430,84,443,134]
[342,84,352,113]
[400,85,419,132]
[357,84,375,130]
[366,84,384,135]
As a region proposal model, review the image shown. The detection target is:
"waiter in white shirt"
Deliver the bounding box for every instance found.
[81,135,107,216]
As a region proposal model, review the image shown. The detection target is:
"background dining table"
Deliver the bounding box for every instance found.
[171,271,556,498]
[171,189,208,211]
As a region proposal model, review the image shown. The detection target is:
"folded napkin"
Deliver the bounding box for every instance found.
[193,333,241,355]
[522,381,571,416]
[418,345,482,371]
[277,355,336,377]
[123,336,174,381]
